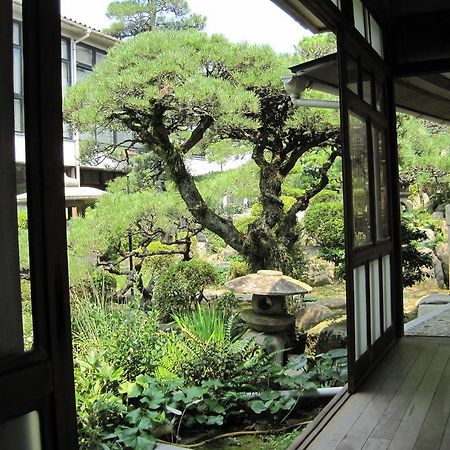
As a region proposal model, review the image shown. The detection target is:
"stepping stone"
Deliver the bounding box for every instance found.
[417,294,450,317]
[417,294,450,305]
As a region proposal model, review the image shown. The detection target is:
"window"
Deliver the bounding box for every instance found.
[352,0,383,58]
[349,113,372,247]
[13,21,24,132]
[76,43,106,81]
[330,0,341,9]
[61,37,73,139]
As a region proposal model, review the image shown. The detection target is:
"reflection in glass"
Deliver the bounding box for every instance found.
[346,55,359,96]
[375,80,384,113]
[372,127,390,240]
[370,16,383,57]
[76,44,93,66]
[11,17,34,352]
[349,113,372,247]
[362,69,372,105]
[353,0,365,36]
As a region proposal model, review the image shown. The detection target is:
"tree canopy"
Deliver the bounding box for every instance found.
[104,0,206,38]
[65,30,341,273]
[397,114,450,210]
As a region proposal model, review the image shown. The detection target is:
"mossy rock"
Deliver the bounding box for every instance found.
[305,315,347,355]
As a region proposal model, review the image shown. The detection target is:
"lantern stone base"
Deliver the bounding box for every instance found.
[240,309,294,333]
[243,329,291,365]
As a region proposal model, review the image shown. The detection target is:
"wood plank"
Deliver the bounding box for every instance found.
[290,387,350,450]
[369,339,440,441]
[414,343,450,450]
[305,338,420,450]
[387,344,450,450]
[439,418,450,450]
[335,339,427,449]
[362,438,390,450]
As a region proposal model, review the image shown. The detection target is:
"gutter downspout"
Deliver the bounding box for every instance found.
[72,29,92,187]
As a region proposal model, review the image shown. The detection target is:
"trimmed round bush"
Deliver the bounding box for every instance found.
[152,259,218,321]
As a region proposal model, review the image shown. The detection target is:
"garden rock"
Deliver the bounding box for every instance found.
[418,227,435,244]
[220,245,238,258]
[203,288,230,301]
[305,316,347,355]
[434,257,446,289]
[316,297,346,310]
[435,243,449,287]
[307,257,334,287]
[295,304,333,332]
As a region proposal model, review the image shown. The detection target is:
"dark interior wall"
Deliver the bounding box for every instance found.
[395,12,450,66]
[389,0,450,69]
[392,0,450,16]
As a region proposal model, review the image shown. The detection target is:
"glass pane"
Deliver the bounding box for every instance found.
[13,47,22,94]
[353,0,365,36]
[330,0,341,9]
[370,16,383,57]
[77,66,91,81]
[362,69,372,105]
[349,113,371,247]
[13,21,20,45]
[375,80,385,113]
[76,44,93,66]
[372,126,390,241]
[96,51,106,65]
[61,61,71,91]
[346,55,359,95]
[63,122,73,140]
[61,38,70,60]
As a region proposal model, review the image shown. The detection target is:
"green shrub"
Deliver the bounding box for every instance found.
[304,200,344,248]
[162,306,265,385]
[304,200,345,278]
[17,209,28,230]
[215,291,239,315]
[72,292,163,380]
[152,259,218,321]
[401,217,434,287]
[228,256,250,279]
[203,230,227,253]
[309,189,340,206]
[91,270,118,300]
[74,351,126,449]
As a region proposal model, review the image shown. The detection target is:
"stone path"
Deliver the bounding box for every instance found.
[405,293,450,337]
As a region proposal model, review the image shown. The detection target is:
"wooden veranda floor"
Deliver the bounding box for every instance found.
[290,336,450,450]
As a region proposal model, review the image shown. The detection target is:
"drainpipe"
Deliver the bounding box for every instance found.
[244,386,344,400]
[292,98,340,109]
[72,29,92,187]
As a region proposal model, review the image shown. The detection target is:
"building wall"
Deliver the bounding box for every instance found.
[12,1,122,191]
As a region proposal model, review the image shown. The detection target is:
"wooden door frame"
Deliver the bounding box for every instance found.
[0,0,77,447]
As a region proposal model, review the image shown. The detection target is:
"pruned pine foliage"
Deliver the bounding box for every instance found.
[65,30,341,274]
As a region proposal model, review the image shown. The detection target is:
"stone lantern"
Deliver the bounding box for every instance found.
[225,270,312,363]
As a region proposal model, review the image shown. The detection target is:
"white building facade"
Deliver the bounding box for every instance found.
[13,0,123,194]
